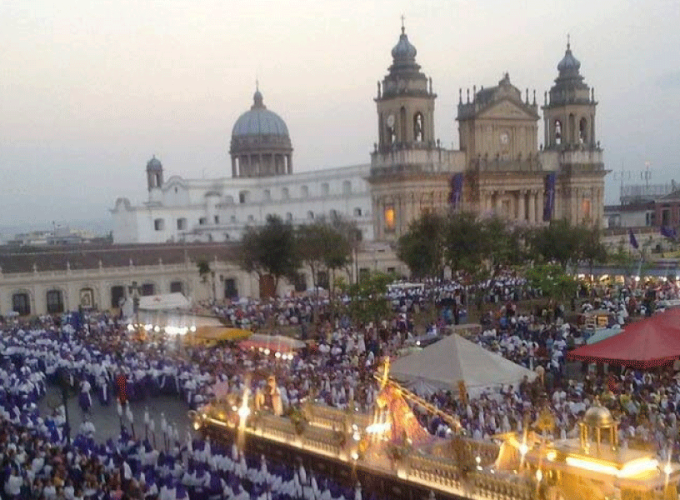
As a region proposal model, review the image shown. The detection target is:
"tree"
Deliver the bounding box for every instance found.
[339,271,393,326]
[528,219,583,269]
[239,215,300,295]
[397,211,446,279]
[578,225,607,275]
[526,263,578,301]
[442,212,488,276]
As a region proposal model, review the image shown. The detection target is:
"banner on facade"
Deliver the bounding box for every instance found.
[543,173,556,222]
[449,173,464,208]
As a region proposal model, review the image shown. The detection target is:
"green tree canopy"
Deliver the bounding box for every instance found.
[338,271,393,326]
[526,263,578,301]
[397,211,446,279]
[239,215,300,294]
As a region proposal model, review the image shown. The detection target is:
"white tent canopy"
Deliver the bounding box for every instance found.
[390,334,537,397]
[138,293,191,311]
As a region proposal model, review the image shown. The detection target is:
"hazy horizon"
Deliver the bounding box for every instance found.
[2,0,679,227]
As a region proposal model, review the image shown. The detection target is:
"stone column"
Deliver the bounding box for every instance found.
[528,192,536,224]
[231,157,237,178]
[495,191,503,216]
[518,191,526,221]
[535,191,542,223]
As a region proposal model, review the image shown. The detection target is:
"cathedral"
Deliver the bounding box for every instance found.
[112,25,606,244]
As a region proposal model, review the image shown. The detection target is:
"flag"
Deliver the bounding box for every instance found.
[629,229,639,249]
[661,226,677,239]
[449,173,464,208]
[543,173,556,222]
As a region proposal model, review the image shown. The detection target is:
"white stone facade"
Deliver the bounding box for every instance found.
[113,164,373,244]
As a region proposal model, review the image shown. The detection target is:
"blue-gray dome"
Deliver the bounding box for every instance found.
[232,90,289,138]
[146,155,162,171]
[557,43,581,75]
[391,26,417,61]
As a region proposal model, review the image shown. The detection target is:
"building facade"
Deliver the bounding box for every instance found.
[112,27,607,245]
[369,33,607,241]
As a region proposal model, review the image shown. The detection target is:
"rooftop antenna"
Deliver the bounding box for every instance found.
[567,33,571,49]
[401,14,405,34]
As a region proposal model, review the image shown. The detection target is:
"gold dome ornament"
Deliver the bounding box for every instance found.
[579,397,619,454]
[583,404,614,428]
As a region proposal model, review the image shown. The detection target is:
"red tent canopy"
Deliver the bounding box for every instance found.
[567,309,680,369]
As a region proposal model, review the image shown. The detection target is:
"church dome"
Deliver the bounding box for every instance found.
[232,90,289,138]
[557,43,581,75]
[584,404,613,428]
[391,26,417,61]
[146,155,162,171]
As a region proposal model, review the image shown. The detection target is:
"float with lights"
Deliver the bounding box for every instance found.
[190,360,680,500]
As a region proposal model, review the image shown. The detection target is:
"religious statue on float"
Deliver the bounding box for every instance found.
[255,375,283,416]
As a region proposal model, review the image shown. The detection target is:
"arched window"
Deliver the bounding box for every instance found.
[110,286,125,309]
[154,218,165,231]
[199,217,207,225]
[329,209,338,219]
[46,290,64,314]
[282,187,290,200]
[263,189,271,201]
[554,120,562,145]
[141,283,155,296]
[353,207,362,217]
[239,190,250,204]
[343,180,351,194]
[12,292,30,316]
[170,281,184,294]
[384,205,396,232]
[301,185,309,198]
[568,113,576,144]
[579,117,588,144]
[230,215,237,223]
[176,218,187,230]
[413,112,424,142]
[321,183,329,195]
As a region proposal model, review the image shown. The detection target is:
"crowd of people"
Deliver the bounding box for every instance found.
[1,275,680,498]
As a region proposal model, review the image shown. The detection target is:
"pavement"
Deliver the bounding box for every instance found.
[38,385,193,444]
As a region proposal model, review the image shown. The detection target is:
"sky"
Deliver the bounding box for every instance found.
[1,0,679,229]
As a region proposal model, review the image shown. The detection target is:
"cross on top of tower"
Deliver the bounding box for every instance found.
[401,14,405,34]
[567,33,570,49]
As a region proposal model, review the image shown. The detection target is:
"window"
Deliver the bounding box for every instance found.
[359,268,370,282]
[286,212,293,222]
[384,205,396,232]
[301,185,309,198]
[317,271,329,289]
[321,183,329,196]
[199,217,207,225]
[177,218,187,230]
[141,283,155,296]
[248,215,255,222]
[282,187,290,200]
[307,211,314,220]
[413,112,424,142]
[293,274,307,293]
[329,209,338,219]
[111,286,125,309]
[387,267,396,274]
[263,189,271,201]
[353,207,362,217]
[46,290,64,314]
[214,215,219,224]
[170,281,184,294]
[581,199,591,220]
[239,190,250,204]
[343,180,351,194]
[12,292,30,316]
[224,278,238,299]
[230,215,237,223]
[554,120,562,145]
[154,218,165,231]
[579,117,588,144]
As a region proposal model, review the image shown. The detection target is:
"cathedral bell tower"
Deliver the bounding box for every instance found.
[541,39,607,227]
[375,22,436,152]
[369,22,457,242]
